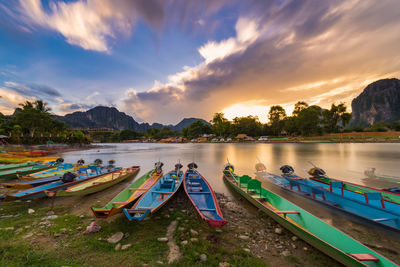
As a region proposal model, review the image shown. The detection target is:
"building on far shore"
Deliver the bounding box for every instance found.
[159,137,186,143]
[197,137,208,142]
[236,134,255,141]
[73,127,115,132]
[123,140,140,143]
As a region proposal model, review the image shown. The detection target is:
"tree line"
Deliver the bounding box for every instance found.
[0,100,89,144]
[181,102,353,140]
[2,99,398,144]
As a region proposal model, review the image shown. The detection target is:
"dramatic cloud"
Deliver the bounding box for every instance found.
[12,0,165,52]
[0,87,29,114]
[0,81,63,114]
[122,0,400,123]
[4,81,62,98]
[0,81,99,115]
[1,0,400,123]
[59,103,97,113]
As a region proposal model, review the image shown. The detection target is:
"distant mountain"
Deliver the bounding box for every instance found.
[351,78,400,126]
[57,106,208,132]
[173,118,210,132]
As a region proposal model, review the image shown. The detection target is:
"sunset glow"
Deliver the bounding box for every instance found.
[0,0,399,124]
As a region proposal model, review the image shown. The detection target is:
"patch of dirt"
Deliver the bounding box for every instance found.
[215,192,343,267]
[166,220,181,264]
[30,235,56,250]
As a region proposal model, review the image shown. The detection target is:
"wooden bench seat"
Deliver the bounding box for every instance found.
[350,253,379,262]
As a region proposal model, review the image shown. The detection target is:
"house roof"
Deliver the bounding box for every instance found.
[236,134,249,138]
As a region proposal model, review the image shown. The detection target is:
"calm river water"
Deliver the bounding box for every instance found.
[61,142,400,195]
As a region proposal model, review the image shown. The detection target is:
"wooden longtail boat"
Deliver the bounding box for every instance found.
[308,173,400,206]
[19,163,87,180]
[183,163,226,228]
[124,164,183,221]
[91,162,164,219]
[9,150,49,157]
[0,155,58,164]
[0,162,36,172]
[1,165,110,189]
[2,176,61,189]
[46,166,139,197]
[223,166,397,267]
[257,165,400,231]
[0,169,106,201]
[0,163,56,180]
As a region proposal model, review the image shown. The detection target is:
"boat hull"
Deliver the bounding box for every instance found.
[310,176,400,205]
[183,169,226,227]
[2,176,61,189]
[19,164,82,180]
[1,174,102,201]
[268,173,400,231]
[51,167,139,197]
[124,169,183,221]
[0,162,36,172]
[223,170,396,267]
[91,170,162,218]
[0,164,55,180]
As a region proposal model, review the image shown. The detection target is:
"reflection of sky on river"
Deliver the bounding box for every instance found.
[62,143,400,196]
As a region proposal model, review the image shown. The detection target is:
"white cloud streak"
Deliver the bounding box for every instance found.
[16,0,164,52]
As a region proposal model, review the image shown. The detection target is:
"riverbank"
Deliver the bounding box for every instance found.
[0,187,339,266]
[1,182,399,266]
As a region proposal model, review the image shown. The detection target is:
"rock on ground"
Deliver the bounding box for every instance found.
[108,232,124,244]
[200,254,207,261]
[121,244,132,250]
[190,229,198,236]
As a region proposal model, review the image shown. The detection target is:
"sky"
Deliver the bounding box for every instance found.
[0,0,400,124]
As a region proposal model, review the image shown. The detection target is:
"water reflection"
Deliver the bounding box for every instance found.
[62,143,400,195]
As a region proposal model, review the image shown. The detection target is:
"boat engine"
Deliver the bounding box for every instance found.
[108,159,116,168]
[175,163,183,171]
[94,159,103,165]
[188,162,198,170]
[155,161,163,174]
[224,164,234,172]
[308,167,326,177]
[56,158,64,164]
[62,172,77,183]
[280,165,294,175]
[77,159,85,165]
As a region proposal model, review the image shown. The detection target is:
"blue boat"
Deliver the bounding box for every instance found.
[2,175,62,189]
[2,165,112,189]
[256,164,400,231]
[1,166,110,201]
[183,162,226,228]
[123,163,183,221]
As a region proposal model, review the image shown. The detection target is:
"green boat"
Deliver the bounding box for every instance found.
[91,168,162,218]
[0,164,55,180]
[0,162,36,172]
[223,166,396,267]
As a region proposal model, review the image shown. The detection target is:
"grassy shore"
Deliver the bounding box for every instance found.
[0,185,347,267]
[1,172,399,267]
